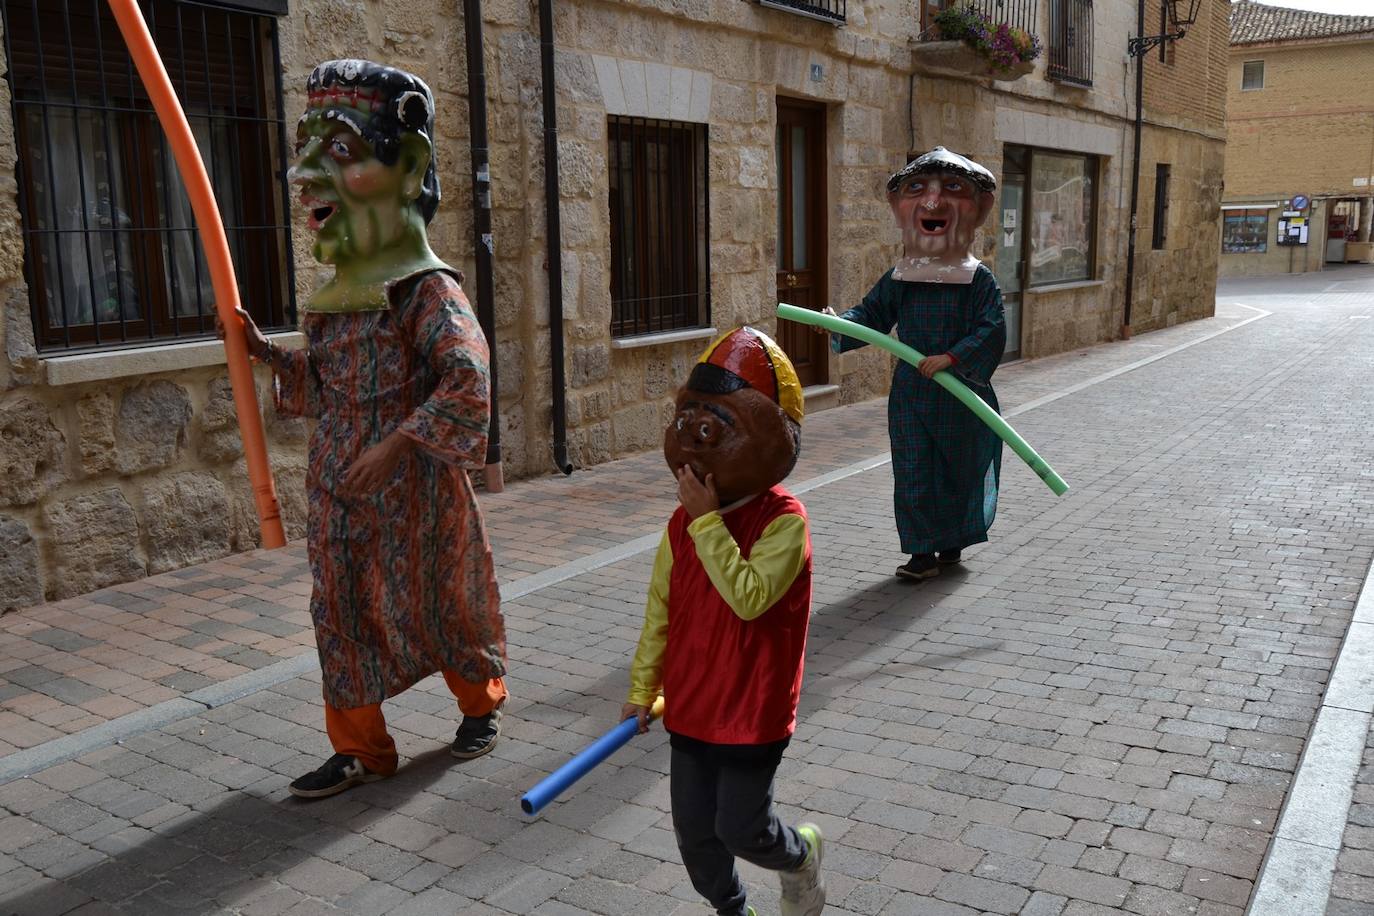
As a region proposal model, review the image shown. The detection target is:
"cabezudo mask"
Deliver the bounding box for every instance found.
[290,59,455,313]
[886,146,997,285]
[665,327,804,507]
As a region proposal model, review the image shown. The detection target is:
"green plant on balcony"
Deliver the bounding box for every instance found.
[931,5,1042,76]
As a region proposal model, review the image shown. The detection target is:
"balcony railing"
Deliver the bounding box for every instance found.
[1048,0,1094,86]
[757,0,846,26]
[920,0,1036,37]
[968,0,1036,35]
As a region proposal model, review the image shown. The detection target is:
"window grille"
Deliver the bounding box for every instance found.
[1241,60,1264,90]
[757,0,846,25]
[1048,0,1094,86]
[920,0,1036,38]
[0,0,295,352]
[608,116,710,339]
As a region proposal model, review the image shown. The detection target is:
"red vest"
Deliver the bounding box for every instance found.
[662,487,813,745]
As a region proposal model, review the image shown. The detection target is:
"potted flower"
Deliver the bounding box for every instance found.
[919,5,1042,80]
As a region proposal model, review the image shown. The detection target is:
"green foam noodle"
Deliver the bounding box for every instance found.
[777,303,1069,496]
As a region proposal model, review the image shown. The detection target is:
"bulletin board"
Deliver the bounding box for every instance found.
[1277,211,1308,247]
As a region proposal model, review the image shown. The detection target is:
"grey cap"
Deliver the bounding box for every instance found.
[887,146,997,194]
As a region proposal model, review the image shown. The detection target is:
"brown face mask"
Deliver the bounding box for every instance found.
[664,387,800,507]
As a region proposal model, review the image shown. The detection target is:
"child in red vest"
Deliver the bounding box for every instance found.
[622,327,825,916]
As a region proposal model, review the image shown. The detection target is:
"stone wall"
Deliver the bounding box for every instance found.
[1133,127,1226,332]
[471,0,929,465]
[0,1,477,609]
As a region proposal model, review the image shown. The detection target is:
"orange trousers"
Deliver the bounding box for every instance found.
[324,672,506,775]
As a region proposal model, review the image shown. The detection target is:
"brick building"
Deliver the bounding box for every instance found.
[0,0,1229,609]
[1221,0,1374,278]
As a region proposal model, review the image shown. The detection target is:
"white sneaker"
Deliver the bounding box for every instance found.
[779,822,825,915]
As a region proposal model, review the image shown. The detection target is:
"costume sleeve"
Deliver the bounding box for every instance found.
[686,512,808,621]
[271,346,321,419]
[397,278,491,467]
[627,531,673,707]
[945,269,1007,386]
[832,273,897,354]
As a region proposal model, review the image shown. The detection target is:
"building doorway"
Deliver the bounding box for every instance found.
[994,146,1027,360]
[774,98,828,387]
[1326,199,1357,263]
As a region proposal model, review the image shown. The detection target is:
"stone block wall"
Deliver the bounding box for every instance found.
[0,0,473,610]
[483,0,924,456]
[0,366,309,608]
[1133,127,1225,332]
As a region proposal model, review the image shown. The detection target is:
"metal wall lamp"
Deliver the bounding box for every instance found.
[1128,0,1202,56]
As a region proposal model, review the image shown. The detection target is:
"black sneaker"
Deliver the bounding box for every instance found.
[288,753,384,799]
[896,554,939,581]
[937,549,962,565]
[451,697,505,759]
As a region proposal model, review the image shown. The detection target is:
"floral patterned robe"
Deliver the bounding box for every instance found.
[274,270,506,710]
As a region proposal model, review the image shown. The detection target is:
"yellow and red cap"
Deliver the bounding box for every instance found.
[689,327,804,425]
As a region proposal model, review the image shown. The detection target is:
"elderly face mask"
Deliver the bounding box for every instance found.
[885,147,997,284]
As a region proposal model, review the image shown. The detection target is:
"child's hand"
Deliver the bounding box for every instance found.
[918,353,954,378]
[621,703,653,734]
[676,466,719,519]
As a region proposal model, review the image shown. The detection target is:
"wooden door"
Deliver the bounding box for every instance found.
[775,99,828,387]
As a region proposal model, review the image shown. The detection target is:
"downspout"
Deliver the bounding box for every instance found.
[538,0,573,475]
[463,0,504,492]
[1121,0,1146,339]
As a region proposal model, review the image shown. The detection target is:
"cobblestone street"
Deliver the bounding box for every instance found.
[3,266,1373,915]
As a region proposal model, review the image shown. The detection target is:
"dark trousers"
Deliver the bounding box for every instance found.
[670,736,807,916]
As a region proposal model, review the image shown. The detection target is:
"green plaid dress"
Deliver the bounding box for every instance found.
[835,265,1006,555]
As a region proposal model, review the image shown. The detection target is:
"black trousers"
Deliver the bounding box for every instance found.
[670,735,807,916]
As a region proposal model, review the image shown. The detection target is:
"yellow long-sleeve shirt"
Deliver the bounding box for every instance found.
[626,503,809,708]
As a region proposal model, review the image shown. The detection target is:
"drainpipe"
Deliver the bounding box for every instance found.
[538,0,573,475]
[1121,0,1146,340]
[463,0,504,491]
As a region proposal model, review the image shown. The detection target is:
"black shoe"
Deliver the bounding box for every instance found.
[288,753,384,799]
[937,549,962,565]
[896,554,939,581]
[451,697,505,759]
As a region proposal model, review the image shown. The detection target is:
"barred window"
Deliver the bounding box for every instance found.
[607,116,710,339]
[0,0,294,352]
[1048,0,1093,87]
[1241,60,1264,90]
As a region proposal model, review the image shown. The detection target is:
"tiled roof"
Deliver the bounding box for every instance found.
[1230,0,1374,45]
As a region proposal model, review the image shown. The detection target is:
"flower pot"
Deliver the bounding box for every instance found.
[910,39,1035,82]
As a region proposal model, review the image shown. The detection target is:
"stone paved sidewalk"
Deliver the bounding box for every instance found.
[0,301,1256,759]
[2,268,1373,916]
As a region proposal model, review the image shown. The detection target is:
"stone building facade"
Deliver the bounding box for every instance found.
[1220,1,1374,278]
[0,0,1229,609]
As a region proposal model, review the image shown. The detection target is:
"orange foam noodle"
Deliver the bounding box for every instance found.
[107,0,285,548]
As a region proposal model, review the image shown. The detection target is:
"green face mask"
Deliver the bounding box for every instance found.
[290,110,451,312]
